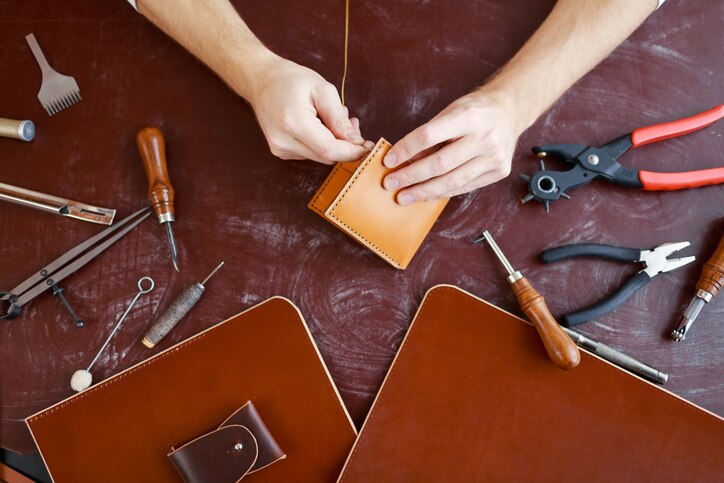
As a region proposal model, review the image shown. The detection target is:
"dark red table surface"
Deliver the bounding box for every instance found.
[1,0,722,454]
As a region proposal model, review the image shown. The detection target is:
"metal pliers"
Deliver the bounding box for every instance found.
[541,241,696,327]
[520,105,724,212]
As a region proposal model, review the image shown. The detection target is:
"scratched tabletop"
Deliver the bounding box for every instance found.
[1,0,722,454]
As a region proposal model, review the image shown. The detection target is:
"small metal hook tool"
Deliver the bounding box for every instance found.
[71,277,154,391]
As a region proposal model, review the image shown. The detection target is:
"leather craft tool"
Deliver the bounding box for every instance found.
[25,33,82,116]
[137,126,179,271]
[0,208,150,326]
[0,117,35,141]
[541,241,696,327]
[0,181,116,224]
[473,230,580,369]
[71,277,155,392]
[520,105,724,212]
[673,229,724,341]
[142,261,224,348]
[562,328,668,384]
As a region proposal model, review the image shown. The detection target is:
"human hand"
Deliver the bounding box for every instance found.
[382,90,520,204]
[245,54,371,165]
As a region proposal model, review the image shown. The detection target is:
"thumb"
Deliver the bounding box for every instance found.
[314,85,365,144]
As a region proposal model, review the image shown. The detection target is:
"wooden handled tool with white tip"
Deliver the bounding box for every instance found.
[142,262,224,348]
[474,231,580,370]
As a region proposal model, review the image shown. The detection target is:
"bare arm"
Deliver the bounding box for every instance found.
[383,0,661,204]
[136,0,368,164]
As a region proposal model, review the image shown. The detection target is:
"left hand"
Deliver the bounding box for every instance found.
[382,89,520,204]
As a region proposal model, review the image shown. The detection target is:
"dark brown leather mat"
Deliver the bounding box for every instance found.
[26,297,355,482]
[1,0,722,454]
[339,285,724,482]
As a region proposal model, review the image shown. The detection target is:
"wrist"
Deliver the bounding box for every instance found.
[472,83,531,138]
[225,44,280,101]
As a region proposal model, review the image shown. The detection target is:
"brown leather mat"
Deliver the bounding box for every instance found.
[26,297,355,482]
[339,285,724,482]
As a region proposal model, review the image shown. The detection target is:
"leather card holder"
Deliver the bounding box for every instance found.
[308,138,448,269]
[168,401,285,483]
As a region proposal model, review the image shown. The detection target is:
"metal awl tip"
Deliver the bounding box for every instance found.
[165,222,179,272]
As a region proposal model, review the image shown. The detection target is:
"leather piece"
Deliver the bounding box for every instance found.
[168,402,286,482]
[309,139,448,269]
[169,425,258,483]
[218,402,285,473]
[338,285,724,482]
[25,297,356,482]
[1,0,722,454]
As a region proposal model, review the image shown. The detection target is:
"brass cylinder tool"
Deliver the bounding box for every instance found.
[673,230,724,341]
[137,126,179,271]
[142,262,224,349]
[474,231,580,370]
[0,117,35,141]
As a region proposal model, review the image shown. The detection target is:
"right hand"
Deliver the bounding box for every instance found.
[245,55,371,165]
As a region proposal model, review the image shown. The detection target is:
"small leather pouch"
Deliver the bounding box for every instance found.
[168,401,285,483]
[308,138,448,269]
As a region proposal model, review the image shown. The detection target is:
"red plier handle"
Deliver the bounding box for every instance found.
[628,105,724,190]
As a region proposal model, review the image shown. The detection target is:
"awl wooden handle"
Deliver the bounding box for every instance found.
[137,126,175,222]
[512,277,580,370]
[696,230,724,298]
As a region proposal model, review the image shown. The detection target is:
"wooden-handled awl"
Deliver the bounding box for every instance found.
[137,127,179,271]
[474,230,580,370]
[672,229,724,341]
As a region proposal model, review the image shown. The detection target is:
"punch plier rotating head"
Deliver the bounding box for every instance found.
[520,105,724,212]
[541,241,696,327]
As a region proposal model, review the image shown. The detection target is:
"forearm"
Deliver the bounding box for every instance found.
[136,0,274,99]
[484,0,659,135]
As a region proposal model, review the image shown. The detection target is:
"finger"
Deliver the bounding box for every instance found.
[383,137,480,191]
[293,116,368,163]
[272,136,336,165]
[363,140,376,149]
[350,117,361,137]
[444,170,506,197]
[314,85,365,144]
[384,115,464,168]
[395,156,493,205]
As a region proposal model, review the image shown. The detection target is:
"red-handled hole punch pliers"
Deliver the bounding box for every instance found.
[520,105,724,212]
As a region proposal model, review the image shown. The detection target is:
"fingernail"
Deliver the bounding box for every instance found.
[384,153,397,168]
[398,192,414,205]
[384,177,400,190]
[363,140,375,150]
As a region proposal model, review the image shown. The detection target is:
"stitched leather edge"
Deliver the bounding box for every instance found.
[309,162,347,215]
[325,139,404,269]
[337,284,724,482]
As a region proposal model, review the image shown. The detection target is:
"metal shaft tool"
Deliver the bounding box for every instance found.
[0,181,116,224]
[673,230,724,341]
[563,328,668,384]
[71,277,155,392]
[0,117,35,141]
[474,231,580,370]
[142,262,224,348]
[137,126,179,271]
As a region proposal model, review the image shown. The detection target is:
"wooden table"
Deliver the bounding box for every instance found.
[1,0,722,455]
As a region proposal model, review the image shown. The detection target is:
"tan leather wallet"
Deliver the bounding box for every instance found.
[308,138,448,269]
